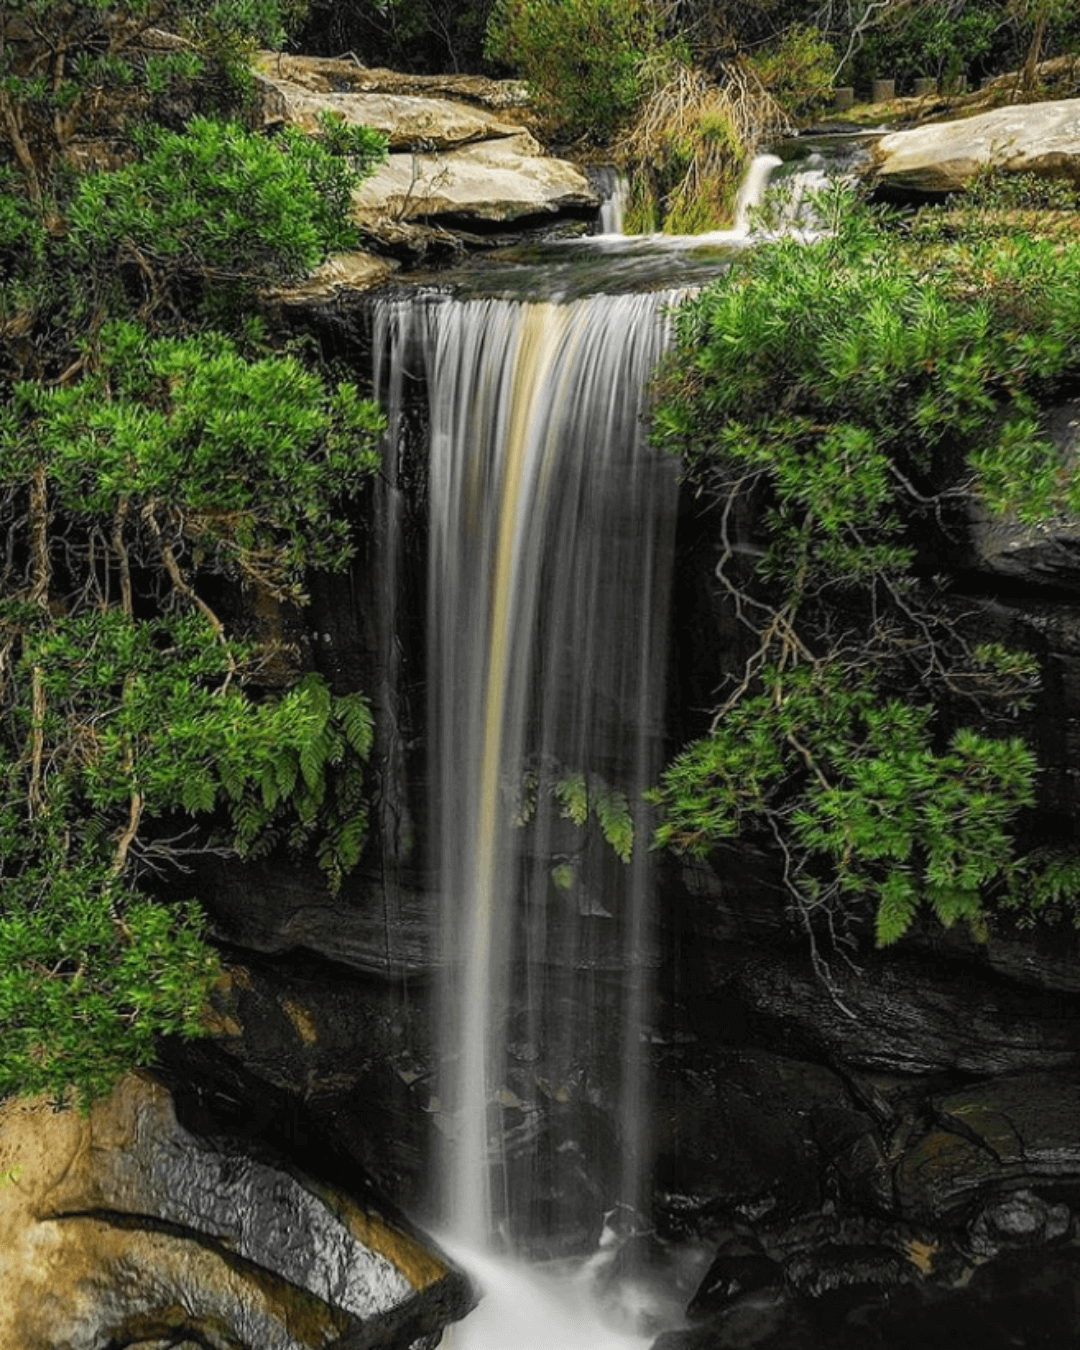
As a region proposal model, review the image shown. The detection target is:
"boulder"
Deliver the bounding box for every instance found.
[868,98,1080,195]
[0,1073,473,1350]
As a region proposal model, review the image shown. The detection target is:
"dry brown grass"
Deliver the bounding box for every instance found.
[616,59,792,232]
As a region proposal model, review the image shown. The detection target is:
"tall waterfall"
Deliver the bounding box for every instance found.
[373,286,681,1259]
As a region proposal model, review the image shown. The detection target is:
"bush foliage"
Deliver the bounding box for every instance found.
[485,0,665,140]
[651,185,1080,948]
[0,0,388,1105]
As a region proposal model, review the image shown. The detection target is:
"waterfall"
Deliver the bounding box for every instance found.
[373,288,680,1265]
[593,166,631,235]
[732,153,783,233]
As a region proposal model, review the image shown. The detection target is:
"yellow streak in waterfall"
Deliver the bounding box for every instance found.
[458,306,559,1241]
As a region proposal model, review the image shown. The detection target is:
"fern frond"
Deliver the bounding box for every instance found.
[554,771,589,827]
[593,785,634,863]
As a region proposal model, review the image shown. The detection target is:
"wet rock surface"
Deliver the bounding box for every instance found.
[0,1072,473,1350]
[653,1246,1080,1350]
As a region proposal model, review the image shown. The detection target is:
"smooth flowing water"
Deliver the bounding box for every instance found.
[427,289,680,1245]
[366,142,863,1346]
[372,284,683,1342]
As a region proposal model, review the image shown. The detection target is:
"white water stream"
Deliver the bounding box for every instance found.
[368,144,855,1349]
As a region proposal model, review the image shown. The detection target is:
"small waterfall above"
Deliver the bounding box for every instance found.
[732,153,783,232]
[589,165,631,235]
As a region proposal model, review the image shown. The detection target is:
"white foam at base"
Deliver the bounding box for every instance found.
[438,1241,657,1350]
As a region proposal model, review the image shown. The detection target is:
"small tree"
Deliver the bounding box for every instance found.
[1013,0,1073,91]
[485,0,666,140]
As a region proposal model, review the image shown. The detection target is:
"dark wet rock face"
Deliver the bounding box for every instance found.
[897,1074,1080,1225]
[654,1247,1080,1350]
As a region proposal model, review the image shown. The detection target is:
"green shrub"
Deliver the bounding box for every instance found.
[0,0,392,1113]
[746,23,834,118]
[0,317,383,1104]
[485,0,663,140]
[64,114,386,312]
[650,184,1080,947]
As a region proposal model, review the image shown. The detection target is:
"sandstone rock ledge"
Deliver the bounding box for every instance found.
[868,97,1080,195]
[255,52,598,237]
[0,1072,473,1350]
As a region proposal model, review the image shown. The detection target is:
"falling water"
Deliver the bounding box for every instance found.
[373,286,681,1278]
[431,289,680,1251]
[732,153,783,233]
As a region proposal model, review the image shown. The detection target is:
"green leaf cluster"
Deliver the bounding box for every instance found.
[0,2,386,373]
[0,0,307,199]
[553,771,634,862]
[0,867,218,1107]
[651,667,1037,945]
[511,760,635,863]
[64,115,386,295]
[4,319,383,591]
[651,185,1080,944]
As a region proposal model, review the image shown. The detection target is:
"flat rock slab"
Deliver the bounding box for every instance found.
[256,52,528,110]
[869,98,1080,193]
[258,75,521,151]
[355,133,596,224]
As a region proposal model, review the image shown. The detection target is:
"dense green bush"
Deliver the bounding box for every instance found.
[485,0,665,140]
[0,1,389,1105]
[0,316,383,1104]
[63,114,385,320]
[746,23,834,117]
[650,185,1080,948]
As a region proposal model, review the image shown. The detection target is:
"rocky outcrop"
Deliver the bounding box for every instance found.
[867,98,1080,195]
[254,52,598,237]
[0,1073,473,1350]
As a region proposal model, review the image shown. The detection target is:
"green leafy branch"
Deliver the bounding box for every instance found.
[508,759,635,864]
[650,184,1080,950]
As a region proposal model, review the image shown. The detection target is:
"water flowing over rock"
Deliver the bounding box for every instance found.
[371,286,681,1256]
[867,98,1080,196]
[0,1072,472,1350]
